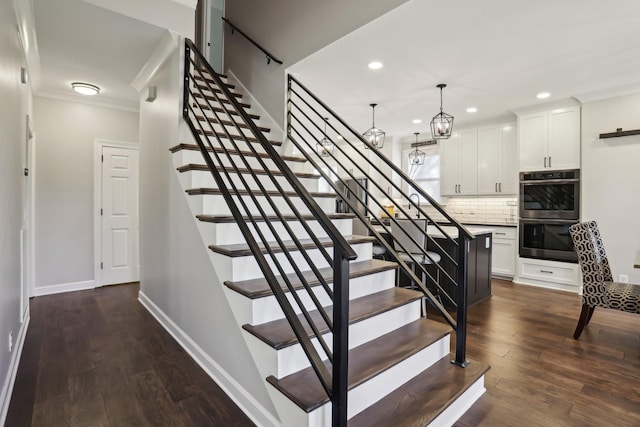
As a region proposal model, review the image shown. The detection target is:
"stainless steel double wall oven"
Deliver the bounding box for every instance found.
[519,169,580,262]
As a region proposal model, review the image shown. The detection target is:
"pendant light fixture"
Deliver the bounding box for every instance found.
[316,117,334,157]
[408,132,426,165]
[362,103,385,149]
[430,83,454,140]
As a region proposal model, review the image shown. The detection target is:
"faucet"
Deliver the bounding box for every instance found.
[408,193,420,218]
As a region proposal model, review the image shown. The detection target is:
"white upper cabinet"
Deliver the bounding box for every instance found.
[441,129,478,195]
[477,122,517,195]
[518,107,580,171]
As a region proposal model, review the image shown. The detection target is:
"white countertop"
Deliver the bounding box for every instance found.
[372,224,493,239]
[429,225,494,239]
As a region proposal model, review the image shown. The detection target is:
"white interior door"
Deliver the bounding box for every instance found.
[205,0,225,72]
[100,146,139,286]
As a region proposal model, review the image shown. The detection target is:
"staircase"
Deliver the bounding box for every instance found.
[175,39,489,427]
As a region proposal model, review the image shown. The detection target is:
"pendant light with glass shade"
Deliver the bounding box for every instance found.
[430,83,454,140]
[408,132,426,165]
[362,103,385,149]
[316,117,334,157]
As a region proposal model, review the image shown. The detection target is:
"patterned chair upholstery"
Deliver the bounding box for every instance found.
[569,221,640,339]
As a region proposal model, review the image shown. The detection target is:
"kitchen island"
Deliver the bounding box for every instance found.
[372,223,493,307]
[428,226,493,307]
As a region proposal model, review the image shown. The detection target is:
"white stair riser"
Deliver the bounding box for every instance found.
[276,300,421,378]
[267,334,451,427]
[187,193,336,217]
[197,217,353,246]
[429,377,486,427]
[210,242,373,282]
[224,269,396,326]
[178,169,320,193]
[172,149,275,170]
[242,299,421,381]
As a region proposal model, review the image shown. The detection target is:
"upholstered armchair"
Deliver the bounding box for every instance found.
[569,221,640,339]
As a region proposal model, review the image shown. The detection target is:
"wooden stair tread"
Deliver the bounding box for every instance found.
[348,356,490,427]
[186,187,336,198]
[194,104,260,120]
[266,319,453,412]
[208,234,375,257]
[193,92,250,108]
[226,258,396,299]
[194,128,281,145]
[198,212,354,226]
[194,73,228,82]
[169,144,306,163]
[193,115,270,133]
[244,287,421,349]
[194,83,241,96]
[177,163,319,179]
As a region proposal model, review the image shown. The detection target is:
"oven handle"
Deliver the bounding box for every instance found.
[519,218,579,226]
[519,178,580,184]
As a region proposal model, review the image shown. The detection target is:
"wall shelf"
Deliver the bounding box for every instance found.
[599,128,640,139]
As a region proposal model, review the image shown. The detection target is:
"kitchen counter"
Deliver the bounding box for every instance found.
[371,224,494,238]
[463,222,517,228]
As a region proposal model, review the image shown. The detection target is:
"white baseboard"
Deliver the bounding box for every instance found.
[33,279,95,296]
[138,291,281,427]
[0,310,30,426]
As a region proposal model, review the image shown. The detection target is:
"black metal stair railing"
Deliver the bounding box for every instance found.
[287,74,475,367]
[183,39,355,426]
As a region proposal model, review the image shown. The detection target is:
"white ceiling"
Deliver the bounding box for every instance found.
[289,0,640,138]
[33,0,167,110]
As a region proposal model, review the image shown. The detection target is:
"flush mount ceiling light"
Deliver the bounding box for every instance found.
[430,83,454,140]
[368,61,383,70]
[72,82,100,96]
[408,132,426,166]
[316,117,335,157]
[466,107,478,113]
[412,119,422,124]
[536,92,550,99]
[362,103,385,149]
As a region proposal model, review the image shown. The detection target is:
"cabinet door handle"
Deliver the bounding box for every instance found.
[495,183,498,192]
[495,232,506,235]
[549,156,552,168]
[540,269,554,274]
[544,157,547,168]
[499,182,502,192]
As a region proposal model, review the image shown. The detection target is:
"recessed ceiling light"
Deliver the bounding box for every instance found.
[466,107,477,113]
[536,92,550,99]
[412,119,422,124]
[368,61,383,70]
[72,82,100,96]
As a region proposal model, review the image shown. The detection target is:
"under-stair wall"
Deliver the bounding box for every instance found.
[137,39,281,427]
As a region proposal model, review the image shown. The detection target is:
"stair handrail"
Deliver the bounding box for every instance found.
[287,74,474,367]
[184,39,354,426]
[222,17,283,65]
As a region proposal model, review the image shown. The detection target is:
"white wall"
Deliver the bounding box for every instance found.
[33,97,139,293]
[581,93,640,284]
[0,0,32,422]
[138,41,278,427]
[224,0,408,128]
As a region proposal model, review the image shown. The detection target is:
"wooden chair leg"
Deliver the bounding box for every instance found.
[573,303,591,339]
[586,306,596,325]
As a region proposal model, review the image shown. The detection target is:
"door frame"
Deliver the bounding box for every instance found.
[93,139,139,287]
[21,114,35,320]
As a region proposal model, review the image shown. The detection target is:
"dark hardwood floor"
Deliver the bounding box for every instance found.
[453,279,640,427]
[5,283,255,427]
[6,279,640,426]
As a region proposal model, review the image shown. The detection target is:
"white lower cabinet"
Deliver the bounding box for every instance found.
[491,227,516,277]
[515,257,581,292]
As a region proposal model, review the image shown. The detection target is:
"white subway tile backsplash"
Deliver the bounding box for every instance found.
[441,196,518,225]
